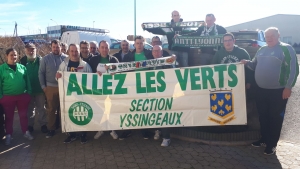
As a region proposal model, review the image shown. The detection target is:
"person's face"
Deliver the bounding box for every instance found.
[80,44,89,56]
[205,16,215,27]
[134,39,144,51]
[98,42,109,56]
[223,35,235,51]
[7,50,17,64]
[25,48,36,59]
[172,11,180,22]
[152,46,163,59]
[265,30,279,47]
[61,46,67,54]
[69,45,79,61]
[89,43,97,54]
[151,38,162,46]
[121,41,129,53]
[51,43,61,55]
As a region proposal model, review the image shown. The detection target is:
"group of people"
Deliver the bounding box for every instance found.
[0,11,298,155]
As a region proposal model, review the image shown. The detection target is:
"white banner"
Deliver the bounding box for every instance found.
[58,63,247,132]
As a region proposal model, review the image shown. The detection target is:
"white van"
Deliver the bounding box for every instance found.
[60,31,119,46]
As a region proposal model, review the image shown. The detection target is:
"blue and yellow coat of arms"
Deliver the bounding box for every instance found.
[208,90,236,125]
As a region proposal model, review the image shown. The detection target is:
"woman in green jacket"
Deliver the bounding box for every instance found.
[0,48,33,145]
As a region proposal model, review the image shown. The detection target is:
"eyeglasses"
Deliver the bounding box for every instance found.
[90,47,96,49]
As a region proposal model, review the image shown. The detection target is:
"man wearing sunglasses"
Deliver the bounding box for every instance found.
[113,40,131,62]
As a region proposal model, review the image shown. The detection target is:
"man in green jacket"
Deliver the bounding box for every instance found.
[20,43,48,133]
[212,33,254,89]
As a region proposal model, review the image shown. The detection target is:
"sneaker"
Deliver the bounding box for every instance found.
[94,131,104,139]
[5,134,11,145]
[161,139,171,147]
[264,146,276,155]
[154,130,160,140]
[251,140,266,147]
[110,130,118,139]
[46,130,55,138]
[119,131,132,140]
[24,131,34,140]
[64,136,77,143]
[80,136,88,144]
[41,125,48,133]
[28,126,34,133]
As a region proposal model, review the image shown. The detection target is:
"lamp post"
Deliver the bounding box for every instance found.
[134,0,136,37]
[0,28,6,36]
[93,21,95,28]
[50,19,59,38]
[50,19,58,26]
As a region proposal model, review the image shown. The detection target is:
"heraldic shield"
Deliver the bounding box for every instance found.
[208,90,236,125]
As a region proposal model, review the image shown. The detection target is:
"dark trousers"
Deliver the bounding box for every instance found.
[256,87,287,147]
[161,128,170,139]
[69,132,86,137]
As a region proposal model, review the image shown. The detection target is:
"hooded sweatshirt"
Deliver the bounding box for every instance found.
[39,52,67,89]
[58,57,92,73]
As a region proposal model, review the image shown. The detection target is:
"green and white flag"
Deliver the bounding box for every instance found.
[58,63,247,132]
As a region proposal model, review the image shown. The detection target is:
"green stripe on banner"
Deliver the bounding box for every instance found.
[172,35,224,48]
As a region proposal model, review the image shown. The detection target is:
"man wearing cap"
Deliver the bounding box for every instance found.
[20,43,48,133]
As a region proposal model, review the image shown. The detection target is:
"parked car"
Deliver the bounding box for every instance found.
[109,41,153,55]
[231,30,266,59]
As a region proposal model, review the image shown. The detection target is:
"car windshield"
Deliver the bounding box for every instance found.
[233,33,258,40]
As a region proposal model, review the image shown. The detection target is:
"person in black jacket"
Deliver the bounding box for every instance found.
[79,40,94,63]
[112,40,131,62]
[89,40,119,140]
[191,13,227,65]
[119,36,154,140]
[142,10,189,67]
[89,40,119,73]
[123,36,153,63]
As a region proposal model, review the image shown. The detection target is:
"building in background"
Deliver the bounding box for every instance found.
[226,14,300,45]
[47,25,110,39]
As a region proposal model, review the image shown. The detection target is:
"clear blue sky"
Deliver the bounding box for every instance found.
[0,0,299,39]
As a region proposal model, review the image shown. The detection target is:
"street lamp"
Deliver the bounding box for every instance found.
[134,0,136,37]
[50,19,59,38]
[93,21,95,28]
[50,19,58,26]
[0,28,6,36]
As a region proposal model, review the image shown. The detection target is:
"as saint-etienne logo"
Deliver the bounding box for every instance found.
[69,102,93,126]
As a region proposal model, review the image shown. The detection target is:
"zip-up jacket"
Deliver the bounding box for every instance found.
[20,56,43,95]
[0,63,32,98]
[89,54,119,73]
[246,42,299,89]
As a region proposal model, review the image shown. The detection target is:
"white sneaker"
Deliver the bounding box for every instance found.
[110,130,118,139]
[5,134,11,145]
[154,130,160,140]
[24,131,34,140]
[161,139,171,147]
[94,131,104,139]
